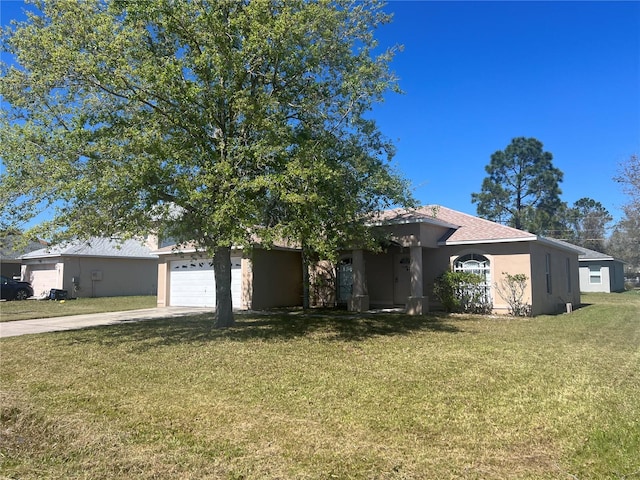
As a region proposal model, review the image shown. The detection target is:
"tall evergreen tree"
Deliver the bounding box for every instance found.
[471,137,563,233]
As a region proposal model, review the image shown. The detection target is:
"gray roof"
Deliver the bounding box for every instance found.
[541,237,620,262]
[21,237,158,260]
[0,234,49,260]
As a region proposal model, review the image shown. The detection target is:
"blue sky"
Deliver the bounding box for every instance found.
[1,1,639,230]
[375,1,639,227]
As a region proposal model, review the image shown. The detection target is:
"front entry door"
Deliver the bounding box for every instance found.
[337,258,353,304]
[394,254,411,305]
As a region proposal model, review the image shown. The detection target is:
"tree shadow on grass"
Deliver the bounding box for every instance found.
[60,310,462,350]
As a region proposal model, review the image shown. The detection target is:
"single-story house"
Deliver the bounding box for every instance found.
[155,243,302,310]
[156,205,581,316]
[575,246,625,293]
[21,237,158,298]
[577,248,626,293]
[314,206,582,316]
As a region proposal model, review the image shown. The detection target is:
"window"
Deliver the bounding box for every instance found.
[545,254,552,294]
[453,254,491,303]
[566,258,572,293]
[589,266,602,284]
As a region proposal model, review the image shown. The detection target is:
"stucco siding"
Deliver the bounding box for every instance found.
[529,243,580,315]
[364,252,395,306]
[579,260,625,293]
[61,257,157,298]
[250,249,302,309]
[157,261,168,307]
[579,264,605,292]
[611,261,626,292]
[434,243,533,314]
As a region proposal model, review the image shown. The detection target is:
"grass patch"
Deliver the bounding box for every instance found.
[0,296,157,322]
[1,292,639,478]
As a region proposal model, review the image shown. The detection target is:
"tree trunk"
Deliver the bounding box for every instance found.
[302,246,310,310]
[213,245,234,328]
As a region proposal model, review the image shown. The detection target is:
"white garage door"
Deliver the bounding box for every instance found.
[169,258,242,308]
[27,264,60,298]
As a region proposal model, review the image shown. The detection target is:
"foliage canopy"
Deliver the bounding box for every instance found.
[0,0,413,326]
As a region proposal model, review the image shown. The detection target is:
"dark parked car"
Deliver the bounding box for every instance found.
[1,275,34,301]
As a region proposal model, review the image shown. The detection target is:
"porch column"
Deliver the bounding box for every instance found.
[348,249,369,312]
[156,261,168,307]
[406,246,428,315]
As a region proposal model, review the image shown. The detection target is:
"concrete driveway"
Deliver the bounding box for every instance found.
[0,307,213,338]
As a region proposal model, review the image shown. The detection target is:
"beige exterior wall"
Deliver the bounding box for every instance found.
[62,257,157,298]
[313,238,579,316]
[157,260,168,307]
[378,222,450,248]
[529,242,580,315]
[364,251,395,306]
[157,248,302,310]
[425,242,532,314]
[23,256,157,298]
[249,249,302,309]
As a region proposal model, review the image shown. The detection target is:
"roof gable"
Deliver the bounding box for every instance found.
[376,205,537,244]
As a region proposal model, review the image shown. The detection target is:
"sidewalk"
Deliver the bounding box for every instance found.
[0,307,213,338]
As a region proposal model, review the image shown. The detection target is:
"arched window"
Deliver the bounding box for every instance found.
[453,253,491,304]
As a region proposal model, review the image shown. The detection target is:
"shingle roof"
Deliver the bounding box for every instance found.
[541,238,619,261]
[376,205,537,244]
[21,237,158,260]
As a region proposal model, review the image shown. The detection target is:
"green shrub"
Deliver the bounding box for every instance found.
[433,271,492,314]
[495,273,531,317]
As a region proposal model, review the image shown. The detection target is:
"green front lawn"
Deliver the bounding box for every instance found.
[1,292,639,479]
[0,295,157,322]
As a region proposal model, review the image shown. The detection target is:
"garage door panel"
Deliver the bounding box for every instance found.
[27,264,59,298]
[169,258,241,308]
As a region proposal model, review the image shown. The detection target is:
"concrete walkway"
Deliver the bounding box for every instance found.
[0,307,213,338]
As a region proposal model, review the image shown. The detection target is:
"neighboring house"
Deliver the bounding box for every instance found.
[578,248,626,293]
[315,206,581,316]
[576,246,625,293]
[542,239,626,293]
[21,237,158,298]
[155,243,302,310]
[0,234,48,279]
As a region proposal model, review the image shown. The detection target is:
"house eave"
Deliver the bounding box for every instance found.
[155,245,243,256]
[368,217,460,229]
[22,253,158,261]
[534,236,585,254]
[579,256,616,262]
[438,236,537,246]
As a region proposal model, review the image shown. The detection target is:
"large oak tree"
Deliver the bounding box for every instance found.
[0,0,412,327]
[471,137,563,233]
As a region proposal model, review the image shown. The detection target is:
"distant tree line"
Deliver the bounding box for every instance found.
[472,138,639,271]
